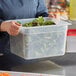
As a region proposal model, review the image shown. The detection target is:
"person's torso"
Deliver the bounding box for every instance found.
[0,0,38,53]
[0,0,38,20]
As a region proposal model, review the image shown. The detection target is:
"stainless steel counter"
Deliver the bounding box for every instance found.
[9,53,76,76]
[0,42,76,76]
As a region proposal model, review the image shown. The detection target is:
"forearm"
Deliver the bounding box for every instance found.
[0,21,6,32]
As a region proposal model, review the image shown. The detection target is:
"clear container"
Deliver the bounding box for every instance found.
[10,18,70,60]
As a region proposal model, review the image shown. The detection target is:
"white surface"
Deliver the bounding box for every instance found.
[67,36,76,52]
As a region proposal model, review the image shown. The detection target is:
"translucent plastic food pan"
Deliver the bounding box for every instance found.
[10,18,70,59]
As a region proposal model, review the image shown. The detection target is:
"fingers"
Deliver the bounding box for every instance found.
[11,21,21,30]
[49,11,61,19]
[9,21,22,36]
[49,12,57,18]
[15,22,21,26]
[0,21,22,36]
[10,29,19,36]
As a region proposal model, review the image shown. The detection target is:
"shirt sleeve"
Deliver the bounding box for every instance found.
[36,0,48,17]
[0,8,3,31]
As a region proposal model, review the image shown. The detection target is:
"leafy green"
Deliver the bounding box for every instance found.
[43,20,55,25]
[17,21,21,24]
[17,16,55,27]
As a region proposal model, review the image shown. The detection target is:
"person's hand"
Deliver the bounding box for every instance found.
[0,21,22,36]
[49,11,60,19]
